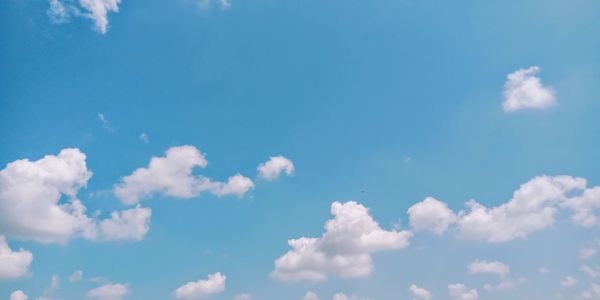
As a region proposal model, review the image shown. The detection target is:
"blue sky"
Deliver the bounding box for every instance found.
[1,0,600,299]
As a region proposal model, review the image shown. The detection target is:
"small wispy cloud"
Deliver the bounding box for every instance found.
[97,113,114,132]
[139,133,149,143]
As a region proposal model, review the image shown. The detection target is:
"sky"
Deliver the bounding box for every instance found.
[1,0,600,300]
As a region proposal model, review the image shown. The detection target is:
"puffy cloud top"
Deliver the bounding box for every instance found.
[174,272,226,299]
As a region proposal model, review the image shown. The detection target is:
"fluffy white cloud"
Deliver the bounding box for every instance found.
[408,197,456,235]
[97,205,151,241]
[0,236,33,280]
[448,284,478,300]
[114,145,254,204]
[257,156,295,181]
[0,148,152,244]
[468,260,510,277]
[561,276,578,287]
[303,291,319,300]
[409,284,432,300]
[10,290,28,300]
[87,283,130,300]
[0,148,96,243]
[562,187,600,227]
[272,201,412,282]
[457,176,586,243]
[47,0,121,34]
[233,294,251,300]
[69,270,83,282]
[174,272,226,299]
[502,66,556,112]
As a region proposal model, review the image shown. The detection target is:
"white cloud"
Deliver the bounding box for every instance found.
[539,267,549,274]
[457,176,586,243]
[139,133,149,143]
[483,278,526,291]
[271,201,412,282]
[331,294,368,300]
[582,283,600,299]
[562,187,600,227]
[10,290,28,300]
[408,197,456,235]
[580,265,600,278]
[233,294,251,300]
[0,236,33,280]
[97,113,114,131]
[198,0,231,10]
[0,148,96,243]
[448,284,478,300]
[561,276,577,287]
[0,148,152,244]
[114,145,254,204]
[69,270,83,282]
[580,247,597,260]
[409,284,432,300]
[87,283,130,300]
[257,156,295,181]
[174,272,226,299]
[502,66,556,112]
[49,0,122,34]
[97,205,151,241]
[51,275,60,290]
[303,291,319,300]
[468,260,510,277]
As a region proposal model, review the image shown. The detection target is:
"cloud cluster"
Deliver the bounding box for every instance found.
[0,236,33,280]
[174,272,226,299]
[272,201,412,282]
[47,0,122,34]
[502,66,556,112]
[114,145,254,204]
[407,176,600,243]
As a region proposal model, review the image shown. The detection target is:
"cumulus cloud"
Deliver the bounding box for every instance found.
[97,205,151,241]
[502,66,556,112]
[69,270,83,282]
[561,276,577,287]
[10,290,28,300]
[405,175,600,243]
[0,148,152,244]
[0,237,33,280]
[303,291,319,300]
[468,260,510,277]
[409,284,432,300]
[47,0,122,34]
[174,272,226,299]
[87,283,130,300]
[271,201,412,282]
[331,294,368,300]
[114,145,254,205]
[257,156,295,181]
[448,284,478,300]
[457,176,586,243]
[408,197,457,235]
